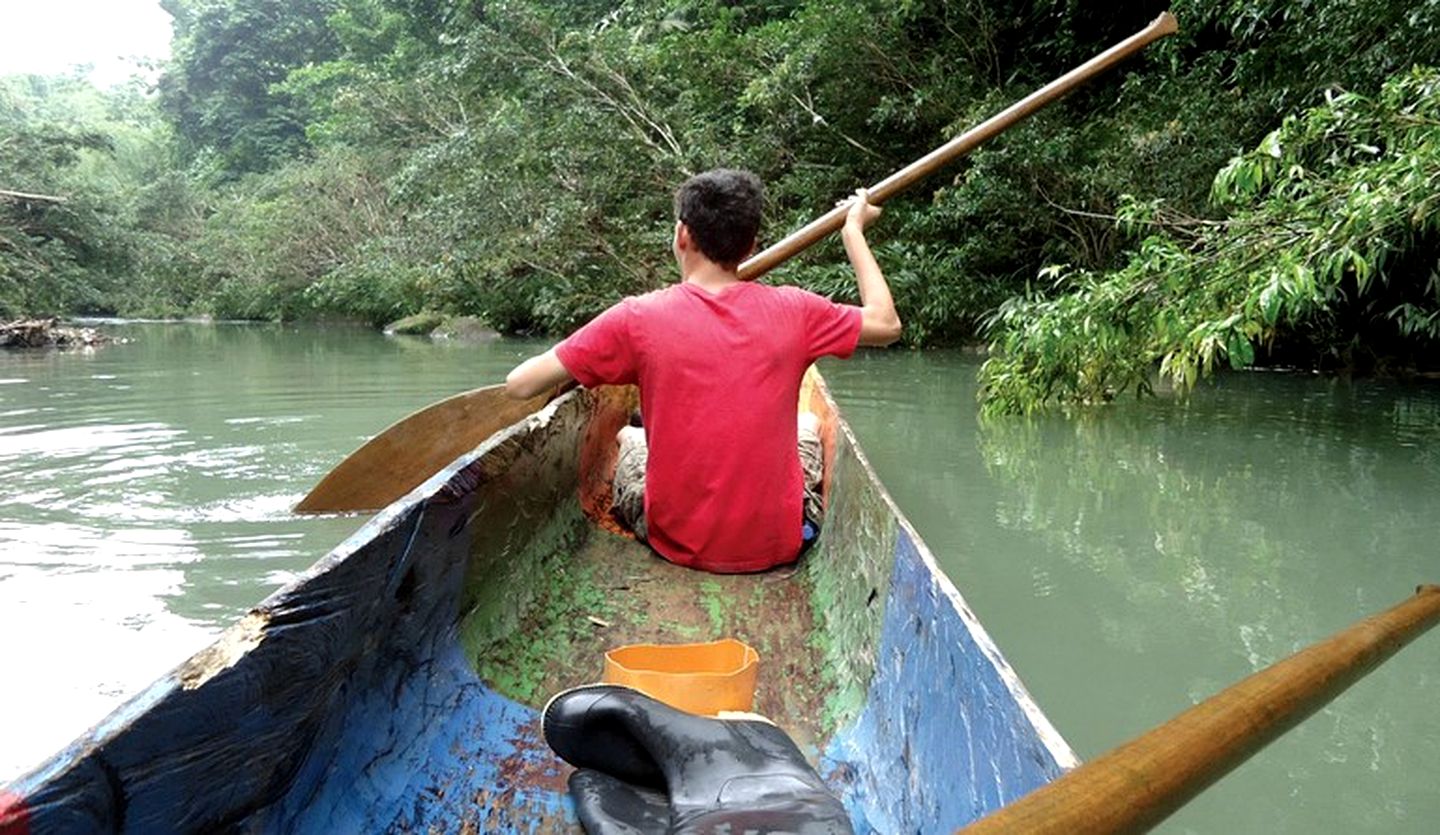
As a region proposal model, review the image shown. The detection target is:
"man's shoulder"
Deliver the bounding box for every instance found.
[625,285,684,310]
[762,283,834,308]
[619,283,829,320]
[588,287,676,322]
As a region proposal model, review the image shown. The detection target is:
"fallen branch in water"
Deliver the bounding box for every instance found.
[0,318,111,349]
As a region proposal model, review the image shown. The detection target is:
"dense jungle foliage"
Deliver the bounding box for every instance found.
[2,0,1438,411]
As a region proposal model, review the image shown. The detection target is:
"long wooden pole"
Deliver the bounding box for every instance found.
[960,584,1440,834]
[738,11,1179,280]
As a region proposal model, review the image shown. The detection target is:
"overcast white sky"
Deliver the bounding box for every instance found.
[0,0,174,86]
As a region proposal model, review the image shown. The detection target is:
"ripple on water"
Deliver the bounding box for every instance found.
[0,421,184,458]
[0,562,217,778]
[223,415,311,426]
[0,520,201,566]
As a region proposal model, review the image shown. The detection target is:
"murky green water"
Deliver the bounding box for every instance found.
[823,350,1440,834]
[2,324,1437,832]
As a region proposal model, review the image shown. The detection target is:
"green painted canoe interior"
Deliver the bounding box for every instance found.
[805,418,899,732]
[452,382,900,753]
[472,524,832,748]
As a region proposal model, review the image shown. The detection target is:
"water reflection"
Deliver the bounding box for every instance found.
[976,376,1440,674]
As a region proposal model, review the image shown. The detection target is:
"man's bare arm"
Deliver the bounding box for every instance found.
[842,189,902,347]
[505,348,573,399]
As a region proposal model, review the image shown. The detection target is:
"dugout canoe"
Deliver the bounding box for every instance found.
[0,372,1078,833]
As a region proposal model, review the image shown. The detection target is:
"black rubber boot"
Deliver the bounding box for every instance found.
[569,769,671,835]
[543,685,853,835]
[543,685,666,789]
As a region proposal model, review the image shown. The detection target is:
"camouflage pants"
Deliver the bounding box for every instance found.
[612,424,825,543]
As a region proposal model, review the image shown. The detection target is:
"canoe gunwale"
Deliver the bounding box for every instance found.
[821,389,1080,772]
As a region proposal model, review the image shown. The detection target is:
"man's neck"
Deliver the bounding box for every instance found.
[681,260,742,292]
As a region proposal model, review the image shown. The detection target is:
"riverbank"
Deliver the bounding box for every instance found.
[0,318,112,349]
[71,312,503,343]
[383,313,501,342]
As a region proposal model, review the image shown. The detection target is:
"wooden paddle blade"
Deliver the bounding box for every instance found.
[294,384,551,513]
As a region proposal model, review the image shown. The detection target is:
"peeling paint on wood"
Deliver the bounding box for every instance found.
[177,612,267,690]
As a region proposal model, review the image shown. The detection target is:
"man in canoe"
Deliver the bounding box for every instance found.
[505,169,901,572]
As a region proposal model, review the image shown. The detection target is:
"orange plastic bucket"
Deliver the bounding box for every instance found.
[603,638,760,715]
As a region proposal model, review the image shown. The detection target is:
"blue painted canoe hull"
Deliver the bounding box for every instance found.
[1,379,1076,834]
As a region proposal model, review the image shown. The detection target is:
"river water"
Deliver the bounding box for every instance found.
[2,322,1436,832]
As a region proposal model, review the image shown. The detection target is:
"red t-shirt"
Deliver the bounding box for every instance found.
[555,281,862,572]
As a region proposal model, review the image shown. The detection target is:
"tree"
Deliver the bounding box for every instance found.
[979,69,1440,414]
[158,0,343,175]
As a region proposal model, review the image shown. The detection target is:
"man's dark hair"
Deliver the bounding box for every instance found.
[674,169,764,268]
